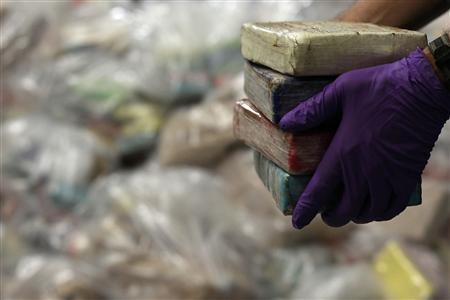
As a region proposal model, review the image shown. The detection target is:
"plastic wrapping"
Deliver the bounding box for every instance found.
[158,74,244,166]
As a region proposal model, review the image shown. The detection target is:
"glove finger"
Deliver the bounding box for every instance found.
[353,176,391,223]
[376,176,419,221]
[292,149,342,229]
[280,81,341,132]
[375,191,410,221]
[321,143,368,227]
[321,181,368,227]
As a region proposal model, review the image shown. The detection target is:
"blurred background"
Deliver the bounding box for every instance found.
[1,1,448,299]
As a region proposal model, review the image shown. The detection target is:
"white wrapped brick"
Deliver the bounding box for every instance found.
[241,21,427,76]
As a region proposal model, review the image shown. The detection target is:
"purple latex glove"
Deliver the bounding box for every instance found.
[280,49,450,229]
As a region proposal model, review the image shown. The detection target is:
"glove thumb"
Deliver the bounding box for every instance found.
[279,81,341,132]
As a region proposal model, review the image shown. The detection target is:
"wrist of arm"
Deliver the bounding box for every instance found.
[423,46,446,83]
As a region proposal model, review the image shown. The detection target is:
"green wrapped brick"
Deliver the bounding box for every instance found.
[253,151,422,216]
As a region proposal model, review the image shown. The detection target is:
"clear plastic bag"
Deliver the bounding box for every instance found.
[4,255,112,300]
[62,1,317,104]
[289,263,386,300]
[0,0,68,71]
[1,115,112,213]
[0,8,47,72]
[258,246,335,297]
[5,50,166,163]
[0,224,30,275]
[59,7,130,55]
[80,164,261,296]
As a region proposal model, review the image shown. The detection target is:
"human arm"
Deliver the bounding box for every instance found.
[336,0,449,30]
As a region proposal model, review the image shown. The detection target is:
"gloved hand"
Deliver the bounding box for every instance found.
[279,49,450,229]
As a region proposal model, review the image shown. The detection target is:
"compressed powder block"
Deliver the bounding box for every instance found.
[241,21,427,76]
[233,99,334,175]
[253,151,421,216]
[244,61,335,123]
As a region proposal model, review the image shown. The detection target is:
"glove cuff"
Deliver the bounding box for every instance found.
[407,48,450,119]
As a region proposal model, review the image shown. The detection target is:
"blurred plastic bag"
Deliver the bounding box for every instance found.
[0,224,30,275]
[336,225,392,262]
[111,100,164,165]
[91,1,315,104]
[6,48,165,164]
[45,51,144,119]
[4,47,146,123]
[258,246,334,297]
[82,164,262,295]
[3,1,321,119]
[105,252,255,300]
[1,1,70,70]
[0,9,47,71]
[289,263,386,300]
[1,115,112,213]
[4,255,111,300]
[60,10,129,54]
[158,74,244,166]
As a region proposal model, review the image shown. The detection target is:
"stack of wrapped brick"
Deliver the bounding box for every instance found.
[234,21,427,215]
